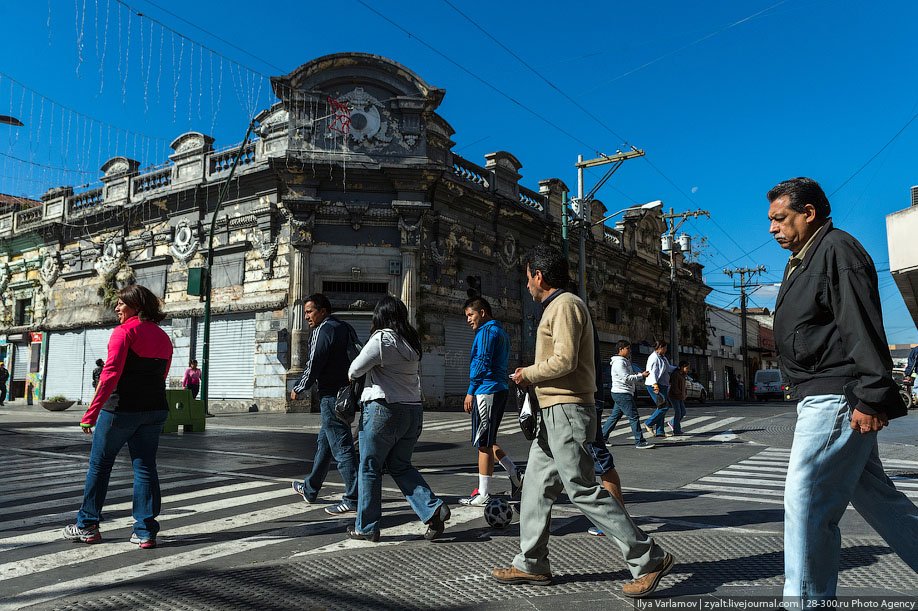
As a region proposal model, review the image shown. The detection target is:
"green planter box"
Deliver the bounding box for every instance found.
[163,389,206,433]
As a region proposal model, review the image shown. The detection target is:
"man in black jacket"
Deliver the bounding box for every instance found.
[768,177,917,602]
[289,293,358,516]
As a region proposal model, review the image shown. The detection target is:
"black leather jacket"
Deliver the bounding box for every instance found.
[774,221,905,418]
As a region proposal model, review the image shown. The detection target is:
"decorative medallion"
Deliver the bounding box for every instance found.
[40,252,61,287]
[499,234,518,270]
[249,228,279,278]
[94,238,125,276]
[170,221,199,263]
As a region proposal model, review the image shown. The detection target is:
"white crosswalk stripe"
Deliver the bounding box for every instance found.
[683,447,918,505]
[0,448,486,610]
[422,413,749,439]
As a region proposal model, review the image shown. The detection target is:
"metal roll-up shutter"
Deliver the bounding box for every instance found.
[82,328,113,402]
[443,318,474,395]
[13,344,30,380]
[158,322,187,388]
[333,314,374,344]
[195,314,256,399]
[44,332,85,401]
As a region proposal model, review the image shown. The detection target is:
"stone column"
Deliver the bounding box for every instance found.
[393,200,431,326]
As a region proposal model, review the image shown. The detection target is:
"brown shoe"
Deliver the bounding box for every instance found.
[491,566,552,586]
[622,552,674,598]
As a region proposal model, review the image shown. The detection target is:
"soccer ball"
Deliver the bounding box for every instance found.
[484,497,513,529]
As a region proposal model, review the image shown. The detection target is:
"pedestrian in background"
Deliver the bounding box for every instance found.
[290,293,359,517]
[667,361,689,436]
[0,362,8,406]
[642,341,676,438]
[63,284,172,549]
[182,359,201,398]
[91,359,104,389]
[768,177,918,602]
[346,295,450,542]
[602,340,653,449]
[492,244,673,597]
[461,296,523,507]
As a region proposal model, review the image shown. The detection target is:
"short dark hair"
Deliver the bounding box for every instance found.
[679,360,690,368]
[95,359,105,367]
[522,244,569,289]
[304,293,332,313]
[118,284,165,323]
[767,177,831,220]
[616,339,631,352]
[654,340,668,350]
[463,297,492,317]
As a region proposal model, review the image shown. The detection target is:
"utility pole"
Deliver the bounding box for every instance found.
[572,147,645,305]
[723,265,767,390]
[662,208,709,365]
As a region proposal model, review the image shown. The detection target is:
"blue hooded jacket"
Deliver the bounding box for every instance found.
[467,319,510,395]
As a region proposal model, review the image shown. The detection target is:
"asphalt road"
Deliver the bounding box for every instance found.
[1,399,916,609]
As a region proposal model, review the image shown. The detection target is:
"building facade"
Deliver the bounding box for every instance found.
[0,53,711,411]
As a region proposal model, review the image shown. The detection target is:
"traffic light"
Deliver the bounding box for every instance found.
[466,275,482,298]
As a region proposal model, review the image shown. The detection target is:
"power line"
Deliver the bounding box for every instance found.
[355,0,602,155]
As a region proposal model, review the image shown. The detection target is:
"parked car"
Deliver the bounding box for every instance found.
[684,375,707,403]
[753,368,789,401]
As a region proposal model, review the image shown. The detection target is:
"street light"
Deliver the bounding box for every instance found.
[0,115,23,127]
[576,199,663,303]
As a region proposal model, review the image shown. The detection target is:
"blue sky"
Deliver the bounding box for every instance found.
[1,1,917,342]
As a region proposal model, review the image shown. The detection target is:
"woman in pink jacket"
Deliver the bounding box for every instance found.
[63,285,173,549]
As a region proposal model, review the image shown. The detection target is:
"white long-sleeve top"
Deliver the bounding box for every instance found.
[348,329,422,405]
[609,355,645,395]
[645,351,676,386]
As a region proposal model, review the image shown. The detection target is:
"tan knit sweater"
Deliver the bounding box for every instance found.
[522,291,596,408]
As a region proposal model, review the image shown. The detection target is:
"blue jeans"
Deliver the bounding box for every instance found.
[355,400,444,534]
[76,409,168,539]
[603,392,645,445]
[669,398,686,434]
[587,407,615,475]
[303,394,358,506]
[784,394,918,601]
[643,385,670,435]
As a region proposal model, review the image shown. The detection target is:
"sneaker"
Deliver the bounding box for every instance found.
[459,493,491,507]
[587,526,605,536]
[129,533,157,549]
[642,424,655,437]
[291,481,316,504]
[635,441,655,450]
[324,501,356,516]
[622,552,675,598]
[424,503,451,540]
[510,468,525,500]
[346,526,380,542]
[62,524,101,544]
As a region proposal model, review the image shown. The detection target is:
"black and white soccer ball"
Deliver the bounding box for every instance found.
[484,497,513,529]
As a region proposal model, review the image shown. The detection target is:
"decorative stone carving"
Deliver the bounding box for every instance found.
[0,262,10,293]
[170,221,199,263]
[499,234,518,270]
[279,203,315,248]
[345,202,370,230]
[40,252,61,287]
[94,238,125,276]
[250,227,279,278]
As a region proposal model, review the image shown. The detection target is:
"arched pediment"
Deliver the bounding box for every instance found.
[272,52,444,111]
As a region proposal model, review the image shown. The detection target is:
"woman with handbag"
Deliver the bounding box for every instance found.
[642,340,677,438]
[345,295,450,542]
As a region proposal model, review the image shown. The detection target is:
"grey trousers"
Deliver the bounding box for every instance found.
[512,403,665,578]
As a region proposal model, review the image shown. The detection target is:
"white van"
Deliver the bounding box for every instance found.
[753,369,788,401]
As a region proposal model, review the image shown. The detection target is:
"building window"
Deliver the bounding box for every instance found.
[322,281,390,310]
[606,306,621,324]
[14,298,32,326]
[212,252,245,288]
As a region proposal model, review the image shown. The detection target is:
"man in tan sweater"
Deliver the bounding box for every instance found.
[491,244,675,598]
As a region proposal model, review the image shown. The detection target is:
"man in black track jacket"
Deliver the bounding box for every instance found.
[768,177,917,602]
[289,293,358,516]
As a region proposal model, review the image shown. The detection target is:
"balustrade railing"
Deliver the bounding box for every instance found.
[66,188,104,218]
[14,206,44,231]
[519,187,545,213]
[132,167,173,196]
[208,142,256,176]
[452,156,491,189]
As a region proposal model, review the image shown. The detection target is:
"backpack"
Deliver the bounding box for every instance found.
[335,322,365,424]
